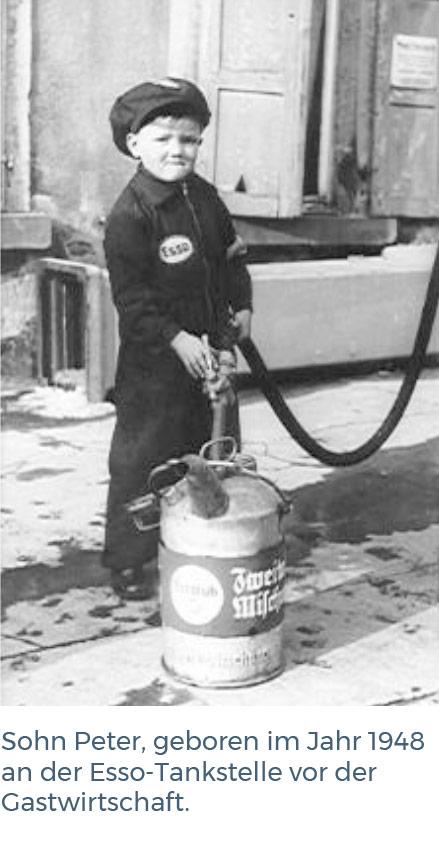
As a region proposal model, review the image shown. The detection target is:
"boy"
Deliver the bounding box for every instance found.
[104,78,252,599]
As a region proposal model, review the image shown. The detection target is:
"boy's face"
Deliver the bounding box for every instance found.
[126,115,202,182]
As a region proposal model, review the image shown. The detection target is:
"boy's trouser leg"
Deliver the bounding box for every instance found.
[103,421,160,576]
[102,380,212,576]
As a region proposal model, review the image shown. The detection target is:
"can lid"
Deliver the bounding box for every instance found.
[223,474,286,517]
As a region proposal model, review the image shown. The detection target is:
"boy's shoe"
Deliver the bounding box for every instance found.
[111,565,158,601]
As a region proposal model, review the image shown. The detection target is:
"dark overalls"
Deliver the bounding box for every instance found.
[103,165,252,574]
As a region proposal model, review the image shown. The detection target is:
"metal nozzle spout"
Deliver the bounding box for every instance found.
[182,454,229,518]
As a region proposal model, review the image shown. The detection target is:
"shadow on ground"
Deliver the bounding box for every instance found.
[1,545,106,613]
[283,436,439,555]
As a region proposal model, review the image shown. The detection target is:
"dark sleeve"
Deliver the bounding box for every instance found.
[215,192,253,313]
[104,209,181,346]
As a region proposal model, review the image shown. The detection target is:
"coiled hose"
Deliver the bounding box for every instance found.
[238,245,439,467]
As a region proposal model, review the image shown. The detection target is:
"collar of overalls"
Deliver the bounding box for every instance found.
[131,163,195,208]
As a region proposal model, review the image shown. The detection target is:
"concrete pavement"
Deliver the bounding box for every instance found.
[1,369,438,705]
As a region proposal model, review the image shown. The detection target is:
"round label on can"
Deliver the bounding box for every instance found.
[170,565,224,625]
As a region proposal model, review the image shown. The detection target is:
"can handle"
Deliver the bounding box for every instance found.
[199,436,238,462]
[125,493,161,532]
[147,458,188,496]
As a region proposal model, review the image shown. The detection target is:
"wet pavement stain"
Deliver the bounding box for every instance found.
[144,610,161,627]
[365,546,400,560]
[38,436,84,449]
[118,677,194,706]
[54,612,74,624]
[296,624,324,634]
[403,623,421,634]
[284,437,439,547]
[98,626,120,638]
[16,467,74,481]
[1,545,106,612]
[300,638,327,649]
[114,614,140,623]
[366,575,395,589]
[11,628,42,646]
[41,596,62,607]
[88,604,123,619]
[374,613,398,624]
[377,691,438,706]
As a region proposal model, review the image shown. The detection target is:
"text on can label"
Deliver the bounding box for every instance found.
[232,556,285,620]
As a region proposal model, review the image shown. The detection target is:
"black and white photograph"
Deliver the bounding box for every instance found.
[1,0,438,715]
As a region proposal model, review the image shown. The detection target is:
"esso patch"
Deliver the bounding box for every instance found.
[159,235,194,264]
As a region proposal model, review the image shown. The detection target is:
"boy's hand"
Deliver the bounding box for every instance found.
[170,331,209,379]
[233,309,252,341]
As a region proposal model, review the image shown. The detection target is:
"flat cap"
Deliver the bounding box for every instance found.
[109,77,211,156]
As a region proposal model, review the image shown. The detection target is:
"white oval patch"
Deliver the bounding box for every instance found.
[170,565,224,625]
[159,234,194,264]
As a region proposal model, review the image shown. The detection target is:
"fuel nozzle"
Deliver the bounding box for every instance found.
[201,335,236,402]
[201,334,219,401]
[182,453,229,517]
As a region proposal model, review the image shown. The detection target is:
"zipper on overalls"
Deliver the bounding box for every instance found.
[182,180,214,331]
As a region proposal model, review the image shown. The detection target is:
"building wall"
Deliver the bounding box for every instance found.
[31,0,170,231]
[1,260,38,380]
[1,0,170,380]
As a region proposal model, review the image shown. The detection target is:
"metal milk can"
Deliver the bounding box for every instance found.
[153,454,289,688]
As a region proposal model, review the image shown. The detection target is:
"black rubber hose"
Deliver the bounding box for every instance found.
[239,244,439,467]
